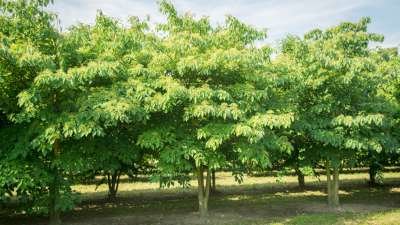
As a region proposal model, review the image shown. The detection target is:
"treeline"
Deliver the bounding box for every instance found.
[0,0,400,225]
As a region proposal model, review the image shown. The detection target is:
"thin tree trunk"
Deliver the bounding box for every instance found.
[197,166,211,218]
[326,160,340,209]
[326,161,332,207]
[197,166,205,217]
[205,167,211,214]
[49,140,61,225]
[107,171,121,201]
[116,172,121,194]
[369,165,378,186]
[295,167,305,189]
[332,166,340,208]
[49,174,61,225]
[211,169,216,193]
[369,168,376,185]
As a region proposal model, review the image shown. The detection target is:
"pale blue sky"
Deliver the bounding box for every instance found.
[48,0,400,47]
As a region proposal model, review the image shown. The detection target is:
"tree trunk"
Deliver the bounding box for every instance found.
[326,162,332,207]
[49,140,61,225]
[49,174,61,225]
[369,168,376,185]
[326,161,340,209]
[295,168,305,189]
[197,166,211,218]
[211,170,216,193]
[369,164,378,186]
[332,166,340,208]
[107,171,121,201]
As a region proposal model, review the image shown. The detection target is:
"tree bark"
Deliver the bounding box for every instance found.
[369,168,376,185]
[211,169,216,193]
[107,171,121,201]
[332,166,340,208]
[197,166,211,218]
[295,167,305,189]
[326,161,340,209]
[326,162,332,207]
[49,140,61,225]
[369,164,378,186]
[49,174,61,225]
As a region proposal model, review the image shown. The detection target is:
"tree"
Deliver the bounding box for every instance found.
[284,134,316,189]
[9,8,155,224]
[363,47,400,186]
[137,1,293,218]
[80,127,151,201]
[0,0,64,218]
[277,18,398,208]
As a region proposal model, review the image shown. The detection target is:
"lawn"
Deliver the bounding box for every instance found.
[2,172,400,225]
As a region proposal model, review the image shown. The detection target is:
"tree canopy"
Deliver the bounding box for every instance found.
[0,1,399,224]
[276,17,399,207]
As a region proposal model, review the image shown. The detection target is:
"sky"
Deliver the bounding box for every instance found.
[48,0,400,47]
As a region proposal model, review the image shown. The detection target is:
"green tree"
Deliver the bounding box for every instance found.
[8,8,154,225]
[80,127,152,201]
[277,18,398,208]
[363,47,400,186]
[0,0,63,217]
[137,1,293,218]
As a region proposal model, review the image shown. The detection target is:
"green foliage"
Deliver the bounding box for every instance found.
[277,18,398,166]
[1,0,400,220]
[135,1,294,189]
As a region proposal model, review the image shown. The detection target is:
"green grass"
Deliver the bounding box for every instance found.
[2,172,400,225]
[72,172,400,200]
[262,209,400,225]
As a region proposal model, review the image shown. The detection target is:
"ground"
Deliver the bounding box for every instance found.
[1,172,400,225]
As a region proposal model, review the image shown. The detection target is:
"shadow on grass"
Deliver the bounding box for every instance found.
[2,179,400,225]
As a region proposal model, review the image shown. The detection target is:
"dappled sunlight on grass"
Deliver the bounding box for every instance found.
[274,190,326,197]
[339,190,351,195]
[5,172,400,225]
[359,209,400,225]
[72,172,400,202]
[269,213,357,225]
[225,196,245,201]
[262,209,400,225]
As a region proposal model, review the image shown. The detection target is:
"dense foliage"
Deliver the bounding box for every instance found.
[276,18,399,207]
[0,0,399,224]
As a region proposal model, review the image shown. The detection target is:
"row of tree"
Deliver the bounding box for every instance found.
[1,1,399,224]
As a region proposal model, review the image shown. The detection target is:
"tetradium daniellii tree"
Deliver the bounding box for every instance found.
[0,0,63,220]
[276,18,398,208]
[11,7,157,225]
[362,48,400,185]
[137,1,293,218]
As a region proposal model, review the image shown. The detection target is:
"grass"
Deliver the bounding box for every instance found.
[2,172,400,225]
[72,172,400,200]
[264,209,400,225]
